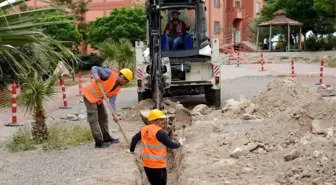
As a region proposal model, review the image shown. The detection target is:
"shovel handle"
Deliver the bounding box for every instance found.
[96,80,130,147]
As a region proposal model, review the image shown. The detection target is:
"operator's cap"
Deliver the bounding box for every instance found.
[148,109,167,121]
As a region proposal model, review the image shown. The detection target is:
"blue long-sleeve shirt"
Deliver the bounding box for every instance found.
[91,66,118,112]
[130,129,181,152]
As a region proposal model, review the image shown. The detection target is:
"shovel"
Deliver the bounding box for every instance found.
[96,80,130,147]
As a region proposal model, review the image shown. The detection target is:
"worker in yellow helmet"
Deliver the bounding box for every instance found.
[129,109,185,185]
[82,66,133,148]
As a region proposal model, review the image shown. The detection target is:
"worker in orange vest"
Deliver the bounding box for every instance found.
[83,66,133,148]
[129,109,185,185]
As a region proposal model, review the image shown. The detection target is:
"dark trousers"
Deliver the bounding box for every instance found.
[83,96,112,144]
[144,167,167,185]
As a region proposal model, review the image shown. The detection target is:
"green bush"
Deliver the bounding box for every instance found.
[322,36,335,50]
[305,37,323,51]
[78,53,105,70]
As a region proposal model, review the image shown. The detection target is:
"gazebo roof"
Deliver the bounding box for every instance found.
[258,10,303,27]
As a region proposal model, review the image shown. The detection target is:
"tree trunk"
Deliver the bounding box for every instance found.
[32,107,48,142]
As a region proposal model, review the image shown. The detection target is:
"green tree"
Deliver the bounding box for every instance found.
[87,7,146,48]
[97,38,135,69]
[313,0,336,16]
[52,0,92,52]
[19,74,59,141]
[37,11,82,51]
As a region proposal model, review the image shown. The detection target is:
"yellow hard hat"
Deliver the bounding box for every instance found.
[148,109,167,121]
[119,68,133,82]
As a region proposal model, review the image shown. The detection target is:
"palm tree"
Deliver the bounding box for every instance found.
[97,38,135,69]
[0,0,77,76]
[19,74,59,141]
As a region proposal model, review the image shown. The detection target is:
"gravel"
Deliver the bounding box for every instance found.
[0,142,141,185]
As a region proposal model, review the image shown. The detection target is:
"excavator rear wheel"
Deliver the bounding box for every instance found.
[205,87,221,108]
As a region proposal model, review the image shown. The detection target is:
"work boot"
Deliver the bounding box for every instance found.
[105,138,120,144]
[95,141,112,148]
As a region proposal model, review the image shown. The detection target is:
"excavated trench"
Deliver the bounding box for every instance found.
[132,99,193,185]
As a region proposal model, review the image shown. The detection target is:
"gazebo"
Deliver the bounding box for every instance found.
[256,10,303,51]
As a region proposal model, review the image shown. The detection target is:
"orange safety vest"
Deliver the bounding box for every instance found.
[82,72,120,104]
[168,20,183,36]
[141,124,167,168]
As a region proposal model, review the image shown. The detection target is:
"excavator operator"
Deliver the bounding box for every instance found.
[163,11,189,50]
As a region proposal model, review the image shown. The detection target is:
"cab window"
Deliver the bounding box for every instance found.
[160,8,196,51]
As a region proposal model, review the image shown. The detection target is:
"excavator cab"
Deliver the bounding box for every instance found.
[160,9,195,51]
[156,0,209,58]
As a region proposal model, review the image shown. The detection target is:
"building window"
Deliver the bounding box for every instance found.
[234,1,240,7]
[256,2,260,13]
[214,0,220,8]
[214,21,220,34]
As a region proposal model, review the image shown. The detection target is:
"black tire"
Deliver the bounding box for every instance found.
[137,92,144,102]
[213,89,221,108]
[205,87,221,108]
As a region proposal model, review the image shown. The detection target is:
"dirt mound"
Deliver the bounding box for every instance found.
[222,78,336,121]
[253,78,319,118]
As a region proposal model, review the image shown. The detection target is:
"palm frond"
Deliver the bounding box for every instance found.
[0,0,78,77]
[19,74,58,115]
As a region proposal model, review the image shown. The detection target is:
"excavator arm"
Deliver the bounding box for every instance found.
[146,0,164,110]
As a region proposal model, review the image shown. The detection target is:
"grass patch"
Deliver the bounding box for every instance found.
[293,56,310,61]
[277,74,290,77]
[7,123,93,152]
[325,57,336,68]
[43,124,93,151]
[279,56,289,60]
[6,127,38,152]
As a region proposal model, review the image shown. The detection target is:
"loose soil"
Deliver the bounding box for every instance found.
[127,78,336,185]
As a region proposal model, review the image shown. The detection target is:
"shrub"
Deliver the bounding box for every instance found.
[322,36,335,50]
[308,37,322,51]
[78,53,105,70]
